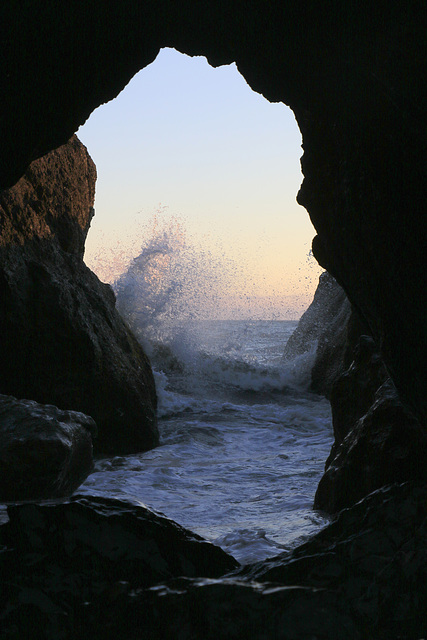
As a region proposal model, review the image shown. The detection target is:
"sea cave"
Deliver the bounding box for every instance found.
[0,3,426,638]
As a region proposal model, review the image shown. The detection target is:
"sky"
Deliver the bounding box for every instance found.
[78,48,322,320]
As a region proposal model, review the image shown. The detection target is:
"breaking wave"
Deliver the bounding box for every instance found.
[81,214,333,564]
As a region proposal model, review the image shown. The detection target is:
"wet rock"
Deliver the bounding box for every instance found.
[283,272,373,398]
[2,495,239,583]
[0,136,158,454]
[0,494,239,637]
[288,276,425,515]
[283,272,352,396]
[232,482,427,640]
[118,578,360,640]
[2,484,426,638]
[0,394,95,501]
[327,335,389,452]
[313,333,427,513]
[315,377,427,513]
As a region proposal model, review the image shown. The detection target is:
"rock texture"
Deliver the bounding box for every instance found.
[288,275,426,513]
[0,494,239,637]
[326,335,389,451]
[316,379,427,513]
[1,483,427,639]
[0,394,95,502]
[283,272,353,396]
[0,136,158,454]
[232,482,427,640]
[315,336,427,513]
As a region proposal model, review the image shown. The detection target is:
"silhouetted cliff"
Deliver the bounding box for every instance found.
[0,136,158,454]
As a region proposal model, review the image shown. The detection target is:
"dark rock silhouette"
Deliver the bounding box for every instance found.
[0,394,95,501]
[327,335,390,451]
[0,136,158,454]
[316,371,427,512]
[0,494,239,637]
[289,276,426,513]
[2,484,427,638]
[231,482,427,640]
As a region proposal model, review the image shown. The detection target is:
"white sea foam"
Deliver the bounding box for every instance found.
[80,218,333,564]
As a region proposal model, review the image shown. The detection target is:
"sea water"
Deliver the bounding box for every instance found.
[79,220,333,564]
[80,318,333,564]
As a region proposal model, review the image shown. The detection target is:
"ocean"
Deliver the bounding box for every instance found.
[80,318,333,564]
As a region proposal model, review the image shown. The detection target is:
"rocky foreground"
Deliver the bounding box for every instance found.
[0,135,425,640]
[1,482,426,638]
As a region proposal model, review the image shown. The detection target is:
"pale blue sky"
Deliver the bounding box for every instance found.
[78,48,322,319]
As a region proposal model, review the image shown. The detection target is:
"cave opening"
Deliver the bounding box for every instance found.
[79,48,321,319]
[77,48,332,564]
[1,6,425,633]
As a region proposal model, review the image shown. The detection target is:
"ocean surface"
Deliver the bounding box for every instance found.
[80,319,333,564]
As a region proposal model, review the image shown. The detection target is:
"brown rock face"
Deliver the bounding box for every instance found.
[0,135,96,255]
[0,136,158,454]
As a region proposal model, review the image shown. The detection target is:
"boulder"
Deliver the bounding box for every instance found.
[0,394,95,502]
[309,330,427,513]
[0,494,239,637]
[0,136,158,454]
[315,377,427,513]
[232,482,427,640]
[283,272,375,398]
[3,494,239,583]
[283,272,353,396]
[2,483,427,639]
[326,335,389,453]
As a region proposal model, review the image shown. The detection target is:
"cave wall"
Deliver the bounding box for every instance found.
[283,271,427,512]
[0,2,426,425]
[0,136,158,454]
